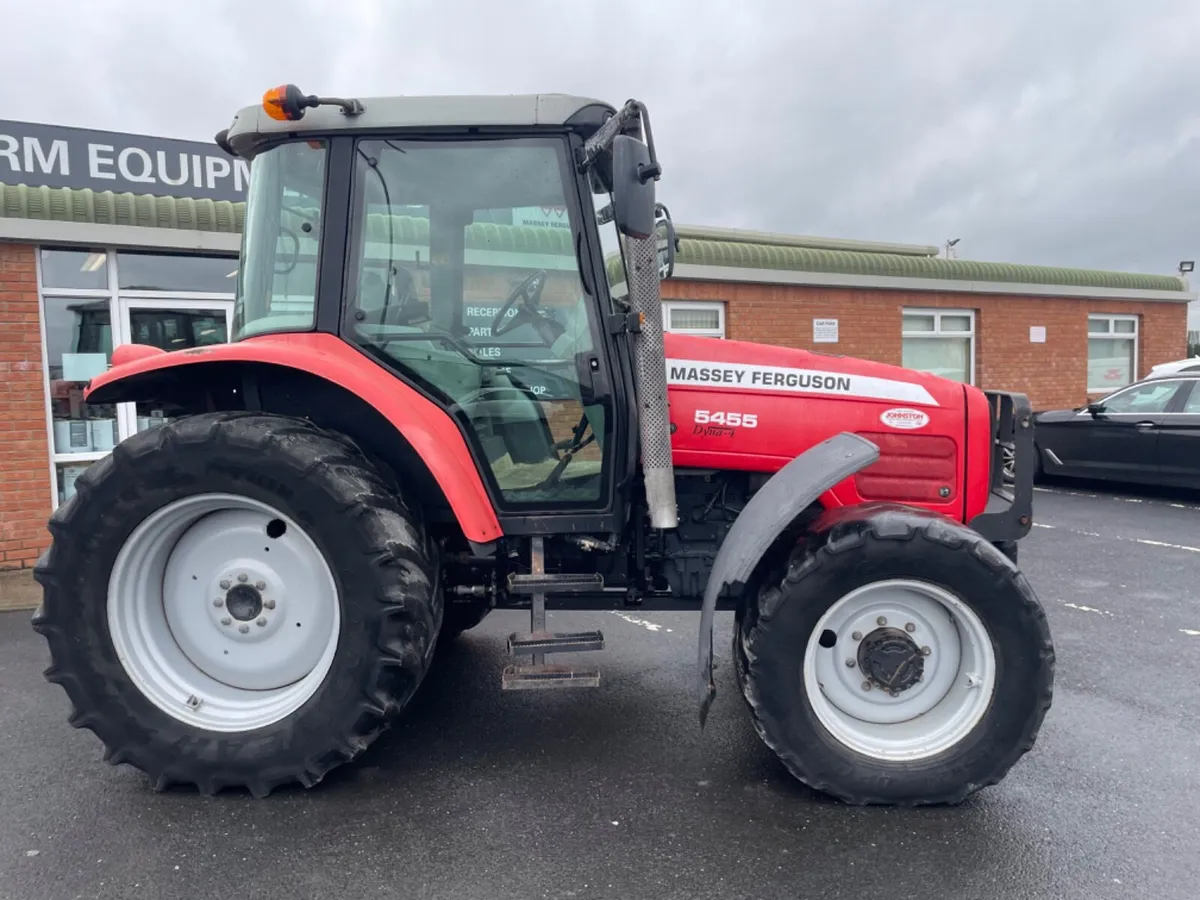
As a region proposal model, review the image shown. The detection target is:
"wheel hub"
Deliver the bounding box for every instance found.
[225,584,264,622]
[857,627,924,694]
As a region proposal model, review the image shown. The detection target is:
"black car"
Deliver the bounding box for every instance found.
[1033,373,1200,489]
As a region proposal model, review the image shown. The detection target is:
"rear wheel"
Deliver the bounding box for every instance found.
[739,507,1054,806]
[33,412,441,797]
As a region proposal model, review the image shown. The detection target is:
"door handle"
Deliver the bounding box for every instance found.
[1134,421,1157,429]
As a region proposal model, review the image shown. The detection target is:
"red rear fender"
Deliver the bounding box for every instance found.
[87,333,503,543]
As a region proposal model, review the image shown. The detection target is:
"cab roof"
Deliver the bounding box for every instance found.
[224,93,618,159]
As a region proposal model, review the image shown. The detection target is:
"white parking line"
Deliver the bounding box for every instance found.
[1135,539,1200,554]
[1034,486,1200,511]
[1063,602,1113,616]
[1031,521,1200,554]
[1181,629,1200,637]
[608,610,672,633]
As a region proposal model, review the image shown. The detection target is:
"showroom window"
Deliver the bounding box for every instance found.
[901,309,975,384]
[38,247,237,508]
[662,300,726,338]
[1087,314,1138,393]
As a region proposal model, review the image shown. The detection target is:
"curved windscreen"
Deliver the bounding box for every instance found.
[233,140,328,340]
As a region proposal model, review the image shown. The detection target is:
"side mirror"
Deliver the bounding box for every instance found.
[1086,401,1105,417]
[655,214,677,280]
[611,134,657,239]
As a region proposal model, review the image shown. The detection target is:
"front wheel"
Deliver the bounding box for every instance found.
[738,507,1054,806]
[33,412,442,797]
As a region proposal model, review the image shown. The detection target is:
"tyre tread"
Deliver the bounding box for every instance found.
[33,411,441,798]
[739,508,1055,806]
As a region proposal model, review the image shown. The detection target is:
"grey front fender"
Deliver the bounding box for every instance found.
[697,432,880,726]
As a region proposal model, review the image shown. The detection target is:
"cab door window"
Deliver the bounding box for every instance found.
[344,138,609,507]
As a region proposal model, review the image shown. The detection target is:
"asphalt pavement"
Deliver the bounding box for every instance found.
[2,480,1199,900]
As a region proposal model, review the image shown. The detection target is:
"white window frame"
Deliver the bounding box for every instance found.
[1086,314,1139,393]
[901,308,976,385]
[37,247,237,510]
[662,300,726,338]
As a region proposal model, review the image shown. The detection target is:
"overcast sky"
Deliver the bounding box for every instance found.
[2,0,1197,276]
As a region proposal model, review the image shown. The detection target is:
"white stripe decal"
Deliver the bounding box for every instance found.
[665,359,939,406]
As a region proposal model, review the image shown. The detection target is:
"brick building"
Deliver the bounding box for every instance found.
[1,118,1194,597]
[659,225,1193,412]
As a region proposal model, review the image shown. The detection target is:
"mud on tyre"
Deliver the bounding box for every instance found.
[737,505,1054,806]
[32,411,442,797]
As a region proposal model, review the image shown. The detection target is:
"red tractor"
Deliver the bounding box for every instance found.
[32,86,1053,805]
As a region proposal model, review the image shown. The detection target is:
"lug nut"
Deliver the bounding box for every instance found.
[238,624,250,634]
[264,598,276,610]
[237,573,248,583]
[220,617,231,626]
[219,579,231,590]
[905,622,916,633]
[845,659,856,668]
[876,616,887,626]
[256,617,267,627]
[851,631,863,641]
[255,581,266,591]
[213,598,224,607]
[921,646,931,656]
[861,680,872,691]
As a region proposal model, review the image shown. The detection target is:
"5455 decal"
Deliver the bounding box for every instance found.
[694,410,758,428]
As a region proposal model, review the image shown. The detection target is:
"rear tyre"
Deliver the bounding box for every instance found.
[739,506,1054,806]
[32,412,442,797]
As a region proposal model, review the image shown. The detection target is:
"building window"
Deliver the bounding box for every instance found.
[901,309,975,384]
[39,248,108,290]
[663,300,725,338]
[1087,314,1138,393]
[37,248,236,510]
[117,252,240,294]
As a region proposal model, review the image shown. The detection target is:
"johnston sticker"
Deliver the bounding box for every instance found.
[879,408,931,430]
[665,359,939,406]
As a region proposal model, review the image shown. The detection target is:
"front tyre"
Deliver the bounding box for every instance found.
[32,412,442,797]
[739,506,1054,806]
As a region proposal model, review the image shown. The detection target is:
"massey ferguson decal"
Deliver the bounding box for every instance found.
[879,408,931,430]
[666,359,938,406]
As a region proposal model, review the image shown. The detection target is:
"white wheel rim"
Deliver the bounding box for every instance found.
[108,493,341,733]
[803,579,996,762]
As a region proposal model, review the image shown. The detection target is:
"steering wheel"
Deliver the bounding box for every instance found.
[491,269,548,338]
[274,226,301,275]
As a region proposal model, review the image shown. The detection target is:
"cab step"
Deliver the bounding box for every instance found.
[506,572,604,594]
[507,630,605,656]
[501,537,603,691]
[502,663,601,690]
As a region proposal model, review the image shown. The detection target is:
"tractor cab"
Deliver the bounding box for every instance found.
[222,87,677,529]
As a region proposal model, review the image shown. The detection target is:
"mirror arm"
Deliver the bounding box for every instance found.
[578,99,661,180]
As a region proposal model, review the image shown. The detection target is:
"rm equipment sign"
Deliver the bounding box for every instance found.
[0,119,249,204]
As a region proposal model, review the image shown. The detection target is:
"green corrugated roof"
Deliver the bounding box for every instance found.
[1,183,243,232]
[1,183,1184,293]
[675,236,1186,292]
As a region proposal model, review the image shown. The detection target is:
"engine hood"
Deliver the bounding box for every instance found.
[661,332,977,514]
[663,332,964,411]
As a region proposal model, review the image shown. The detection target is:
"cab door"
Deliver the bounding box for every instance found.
[338,134,628,531]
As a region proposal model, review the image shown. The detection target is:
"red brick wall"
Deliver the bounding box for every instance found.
[664,280,1188,411]
[0,243,51,570]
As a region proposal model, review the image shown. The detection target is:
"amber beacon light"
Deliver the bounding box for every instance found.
[262,85,365,121]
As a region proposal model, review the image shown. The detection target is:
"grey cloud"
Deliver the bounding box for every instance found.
[1,0,1196,276]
